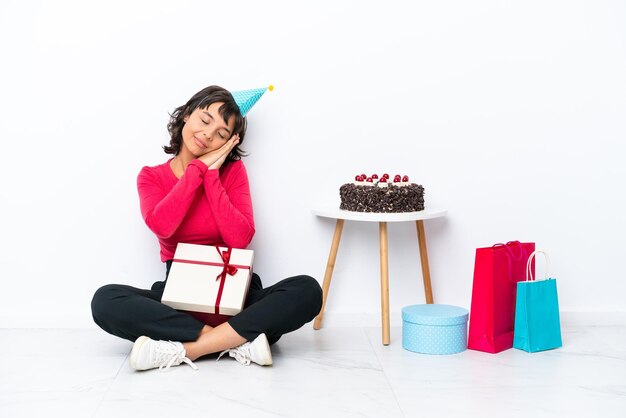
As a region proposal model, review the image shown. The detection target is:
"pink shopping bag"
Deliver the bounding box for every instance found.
[468,241,535,353]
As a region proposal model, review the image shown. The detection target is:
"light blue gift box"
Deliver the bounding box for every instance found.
[402,304,469,355]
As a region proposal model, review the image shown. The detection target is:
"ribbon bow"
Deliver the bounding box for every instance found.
[215,247,238,280]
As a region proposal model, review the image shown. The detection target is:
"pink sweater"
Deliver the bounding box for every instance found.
[137,158,255,262]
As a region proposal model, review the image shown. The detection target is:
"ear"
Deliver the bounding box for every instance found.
[183,115,189,123]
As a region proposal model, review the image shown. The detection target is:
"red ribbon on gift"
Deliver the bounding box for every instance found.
[172,246,250,315]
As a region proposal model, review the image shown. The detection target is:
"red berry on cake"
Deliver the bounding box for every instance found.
[366,177,373,182]
[355,175,361,181]
[379,177,387,182]
[382,173,389,179]
[402,175,409,182]
[371,174,378,180]
[394,175,401,182]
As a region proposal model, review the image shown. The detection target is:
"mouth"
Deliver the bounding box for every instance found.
[193,136,208,149]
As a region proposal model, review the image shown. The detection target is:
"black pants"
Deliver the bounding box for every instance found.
[91,261,323,345]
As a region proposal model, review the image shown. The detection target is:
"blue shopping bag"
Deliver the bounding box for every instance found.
[513,250,562,352]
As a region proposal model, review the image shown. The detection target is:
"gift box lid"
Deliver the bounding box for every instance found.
[402,304,469,326]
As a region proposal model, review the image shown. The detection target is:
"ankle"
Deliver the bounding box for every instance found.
[183,342,200,361]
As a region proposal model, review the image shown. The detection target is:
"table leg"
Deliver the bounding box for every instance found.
[379,222,390,345]
[313,219,344,330]
[416,220,434,304]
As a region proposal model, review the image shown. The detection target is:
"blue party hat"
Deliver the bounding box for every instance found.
[231,85,273,116]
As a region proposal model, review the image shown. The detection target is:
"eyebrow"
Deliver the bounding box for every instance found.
[202,111,232,135]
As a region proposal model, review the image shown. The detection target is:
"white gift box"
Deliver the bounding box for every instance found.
[161,243,254,316]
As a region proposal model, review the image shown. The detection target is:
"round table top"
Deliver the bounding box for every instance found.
[312,206,447,223]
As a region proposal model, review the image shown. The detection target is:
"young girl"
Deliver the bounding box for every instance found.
[91,85,322,371]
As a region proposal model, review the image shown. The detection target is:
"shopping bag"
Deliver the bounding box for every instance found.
[513,250,562,352]
[468,241,535,353]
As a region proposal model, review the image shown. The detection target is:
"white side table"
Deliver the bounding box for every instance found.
[312,207,448,345]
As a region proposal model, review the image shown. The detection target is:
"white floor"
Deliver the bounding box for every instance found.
[2,322,625,418]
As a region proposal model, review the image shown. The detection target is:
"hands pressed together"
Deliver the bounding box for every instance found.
[198,134,240,170]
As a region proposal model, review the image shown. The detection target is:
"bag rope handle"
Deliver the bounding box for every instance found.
[492,240,526,261]
[492,241,528,282]
[526,250,551,282]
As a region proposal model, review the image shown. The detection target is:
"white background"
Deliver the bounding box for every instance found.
[1,0,624,327]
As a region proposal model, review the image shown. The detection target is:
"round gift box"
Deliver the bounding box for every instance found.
[402,304,469,355]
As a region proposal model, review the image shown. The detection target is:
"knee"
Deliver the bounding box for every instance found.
[90,284,120,322]
[295,275,323,310]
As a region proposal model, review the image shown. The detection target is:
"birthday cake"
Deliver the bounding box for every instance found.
[339,173,425,213]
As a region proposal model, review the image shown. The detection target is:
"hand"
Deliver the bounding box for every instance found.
[198,135,240,169]
[209,135,239,170]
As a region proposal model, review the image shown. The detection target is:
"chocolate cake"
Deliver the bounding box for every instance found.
[339,173,425,213]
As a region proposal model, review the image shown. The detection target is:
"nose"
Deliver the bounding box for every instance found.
[202,127,221,141]
[202,127,229,142]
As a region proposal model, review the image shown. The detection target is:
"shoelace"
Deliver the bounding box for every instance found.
[155,341,198,372]
[217,342,251,366]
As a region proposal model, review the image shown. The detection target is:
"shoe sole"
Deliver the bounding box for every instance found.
[129,335,150,370]
[255,334,273,366]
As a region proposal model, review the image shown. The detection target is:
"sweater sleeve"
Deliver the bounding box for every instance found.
[137,159,207,239]
[203,161,255,248]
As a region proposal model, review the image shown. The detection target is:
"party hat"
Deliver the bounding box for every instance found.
[231,85,274,116]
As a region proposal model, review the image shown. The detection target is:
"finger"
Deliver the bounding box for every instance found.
[213,136,237,154]
[216,140,232,152]
[210,153,228,170]
[225,135,239,152]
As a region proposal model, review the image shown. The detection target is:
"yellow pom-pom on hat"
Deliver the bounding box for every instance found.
[231,84,274,116]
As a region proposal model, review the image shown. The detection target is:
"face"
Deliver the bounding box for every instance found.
[181,101,236,156]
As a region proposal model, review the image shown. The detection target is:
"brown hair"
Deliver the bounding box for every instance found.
[164,85,247,161]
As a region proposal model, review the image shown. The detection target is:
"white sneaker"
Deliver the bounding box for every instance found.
[217,333,273,366]
[130,336,198,372]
